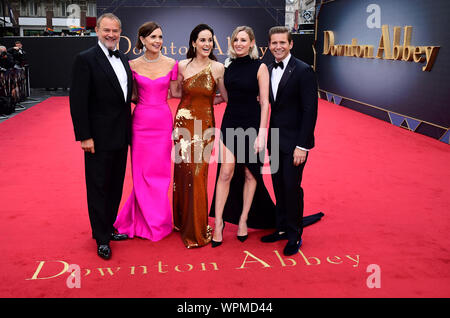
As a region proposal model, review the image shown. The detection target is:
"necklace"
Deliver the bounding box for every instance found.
[143,52,161,63]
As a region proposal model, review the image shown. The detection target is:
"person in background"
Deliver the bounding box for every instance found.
[8,41,27,68]
[0,46,15,70]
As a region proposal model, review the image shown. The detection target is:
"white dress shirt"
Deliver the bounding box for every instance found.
[271,53,291,101]
[98,41,128,101]
[271,54,309,152]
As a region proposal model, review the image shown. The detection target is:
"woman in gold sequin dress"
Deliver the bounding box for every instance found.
[172,24,228,248]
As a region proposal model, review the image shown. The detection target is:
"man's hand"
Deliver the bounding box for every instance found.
[293,148,307,166]
[81,138,95,154]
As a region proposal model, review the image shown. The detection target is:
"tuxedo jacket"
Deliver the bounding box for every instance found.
[69,44,133,151]
[268,56,318,154]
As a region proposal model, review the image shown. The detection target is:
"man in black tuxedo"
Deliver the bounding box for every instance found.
[69,13,132,260]
[262,26,318,256]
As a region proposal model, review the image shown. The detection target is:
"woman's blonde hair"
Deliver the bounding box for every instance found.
[227,26,259,59]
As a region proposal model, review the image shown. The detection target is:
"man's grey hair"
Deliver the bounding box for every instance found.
[96,13,122,28]
[0,46,6,51]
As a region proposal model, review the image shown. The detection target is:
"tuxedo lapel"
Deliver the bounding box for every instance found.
[94,45,125,103]
[268,63,275,104]
[119,52,132,104]
[275,57,296,103]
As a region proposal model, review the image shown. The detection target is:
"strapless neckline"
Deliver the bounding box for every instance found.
[132,61,178,81]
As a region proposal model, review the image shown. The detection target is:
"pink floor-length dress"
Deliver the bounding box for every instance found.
[114,61,178,241]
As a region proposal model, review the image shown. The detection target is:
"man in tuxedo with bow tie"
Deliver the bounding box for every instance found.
[261,26,318,256]
[69,13,132,260]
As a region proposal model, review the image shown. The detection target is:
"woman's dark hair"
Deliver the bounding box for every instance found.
[186,24,217,61]
[136,21,162,50]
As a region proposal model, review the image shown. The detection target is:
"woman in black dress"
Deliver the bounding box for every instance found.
[209,26,272,247]
[209,26,323,247]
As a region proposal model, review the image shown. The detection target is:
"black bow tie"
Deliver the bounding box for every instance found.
[273,61,284,69]
[108,49,120,58]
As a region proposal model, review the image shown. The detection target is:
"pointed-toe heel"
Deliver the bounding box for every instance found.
[237,234,248,242]
[211,223,225,248]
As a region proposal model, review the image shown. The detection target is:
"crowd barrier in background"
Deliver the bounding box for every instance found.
[0,67,29,117]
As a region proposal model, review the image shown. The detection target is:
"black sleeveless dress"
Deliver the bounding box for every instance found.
[209,55,323,229]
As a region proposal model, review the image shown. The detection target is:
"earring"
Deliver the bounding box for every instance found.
[193,46,196,53]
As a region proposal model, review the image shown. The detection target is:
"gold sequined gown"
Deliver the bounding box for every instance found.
[173,63,216,248]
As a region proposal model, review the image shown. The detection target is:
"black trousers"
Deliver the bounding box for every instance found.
[271,151,308,242]
[84,147,128,245]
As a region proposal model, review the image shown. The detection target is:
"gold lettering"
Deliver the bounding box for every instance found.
[363,45,374,58]
[401,26,412,61]
[326,256,343,265]
[392,26,403,60]
[298,250,321,265]
[97,267,120,276]
[273,250,297,267]
[132,47,142,56]
[175,264,193,272]
[330,45,338,56]
[376,25,393,59]
[200,262,219,271]
[321,25,439,70]
[393,45,403,60]
[351,39,359,57]
[130,265,148,275]
[413,46,426,63]
[213,35,224,55]
[178,46,188,56]
[345,44,352,56]
[323,31,335,55]
[170,42,176,55]
[161,46,167,55]
[259,46,268,58]
[26,260,69,280]
[237,251,271,269]
[403,46,414,61]
[356,45,365,58]
[423,46,440,71]
[119,35,132,54]
[345,255,360,267]
[156,261,169,273]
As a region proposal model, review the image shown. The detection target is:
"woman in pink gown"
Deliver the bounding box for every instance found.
[114,22,178,241]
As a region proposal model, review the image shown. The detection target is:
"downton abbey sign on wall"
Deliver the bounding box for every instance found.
[315,0,450,141]
[323,25,440,72]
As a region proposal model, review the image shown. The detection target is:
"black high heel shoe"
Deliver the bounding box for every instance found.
[237,234,248,242]
[211,223,225,248]
[237,220,248,242]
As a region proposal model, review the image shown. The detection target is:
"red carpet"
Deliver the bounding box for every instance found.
[0,97,449,298]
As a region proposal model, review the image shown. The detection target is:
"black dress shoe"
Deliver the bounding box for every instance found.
[97,244,111,260]
[261,231,288,243]
[110,233,128,241]
[283,239,302,256]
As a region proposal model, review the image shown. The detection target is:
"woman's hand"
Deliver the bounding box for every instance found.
[253,134,265,154]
